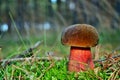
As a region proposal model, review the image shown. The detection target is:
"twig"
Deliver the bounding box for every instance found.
[1,54,120,63]
[0,57,63,63]
[14,41,43,58]
[94,54,120,62]
[0,41,43,67]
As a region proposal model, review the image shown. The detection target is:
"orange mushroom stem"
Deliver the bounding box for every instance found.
[68,46,94,72]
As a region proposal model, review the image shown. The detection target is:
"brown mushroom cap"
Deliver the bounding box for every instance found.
[61,24,99,47]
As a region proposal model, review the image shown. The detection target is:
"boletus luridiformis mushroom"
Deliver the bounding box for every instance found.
[61,24,99,72]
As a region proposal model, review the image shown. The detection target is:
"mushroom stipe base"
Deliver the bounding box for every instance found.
[68,46,94,72]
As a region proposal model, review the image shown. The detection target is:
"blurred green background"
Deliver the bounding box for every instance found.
[0,0,120,59]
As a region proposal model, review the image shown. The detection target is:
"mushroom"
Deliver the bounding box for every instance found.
[61,24,99,72]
